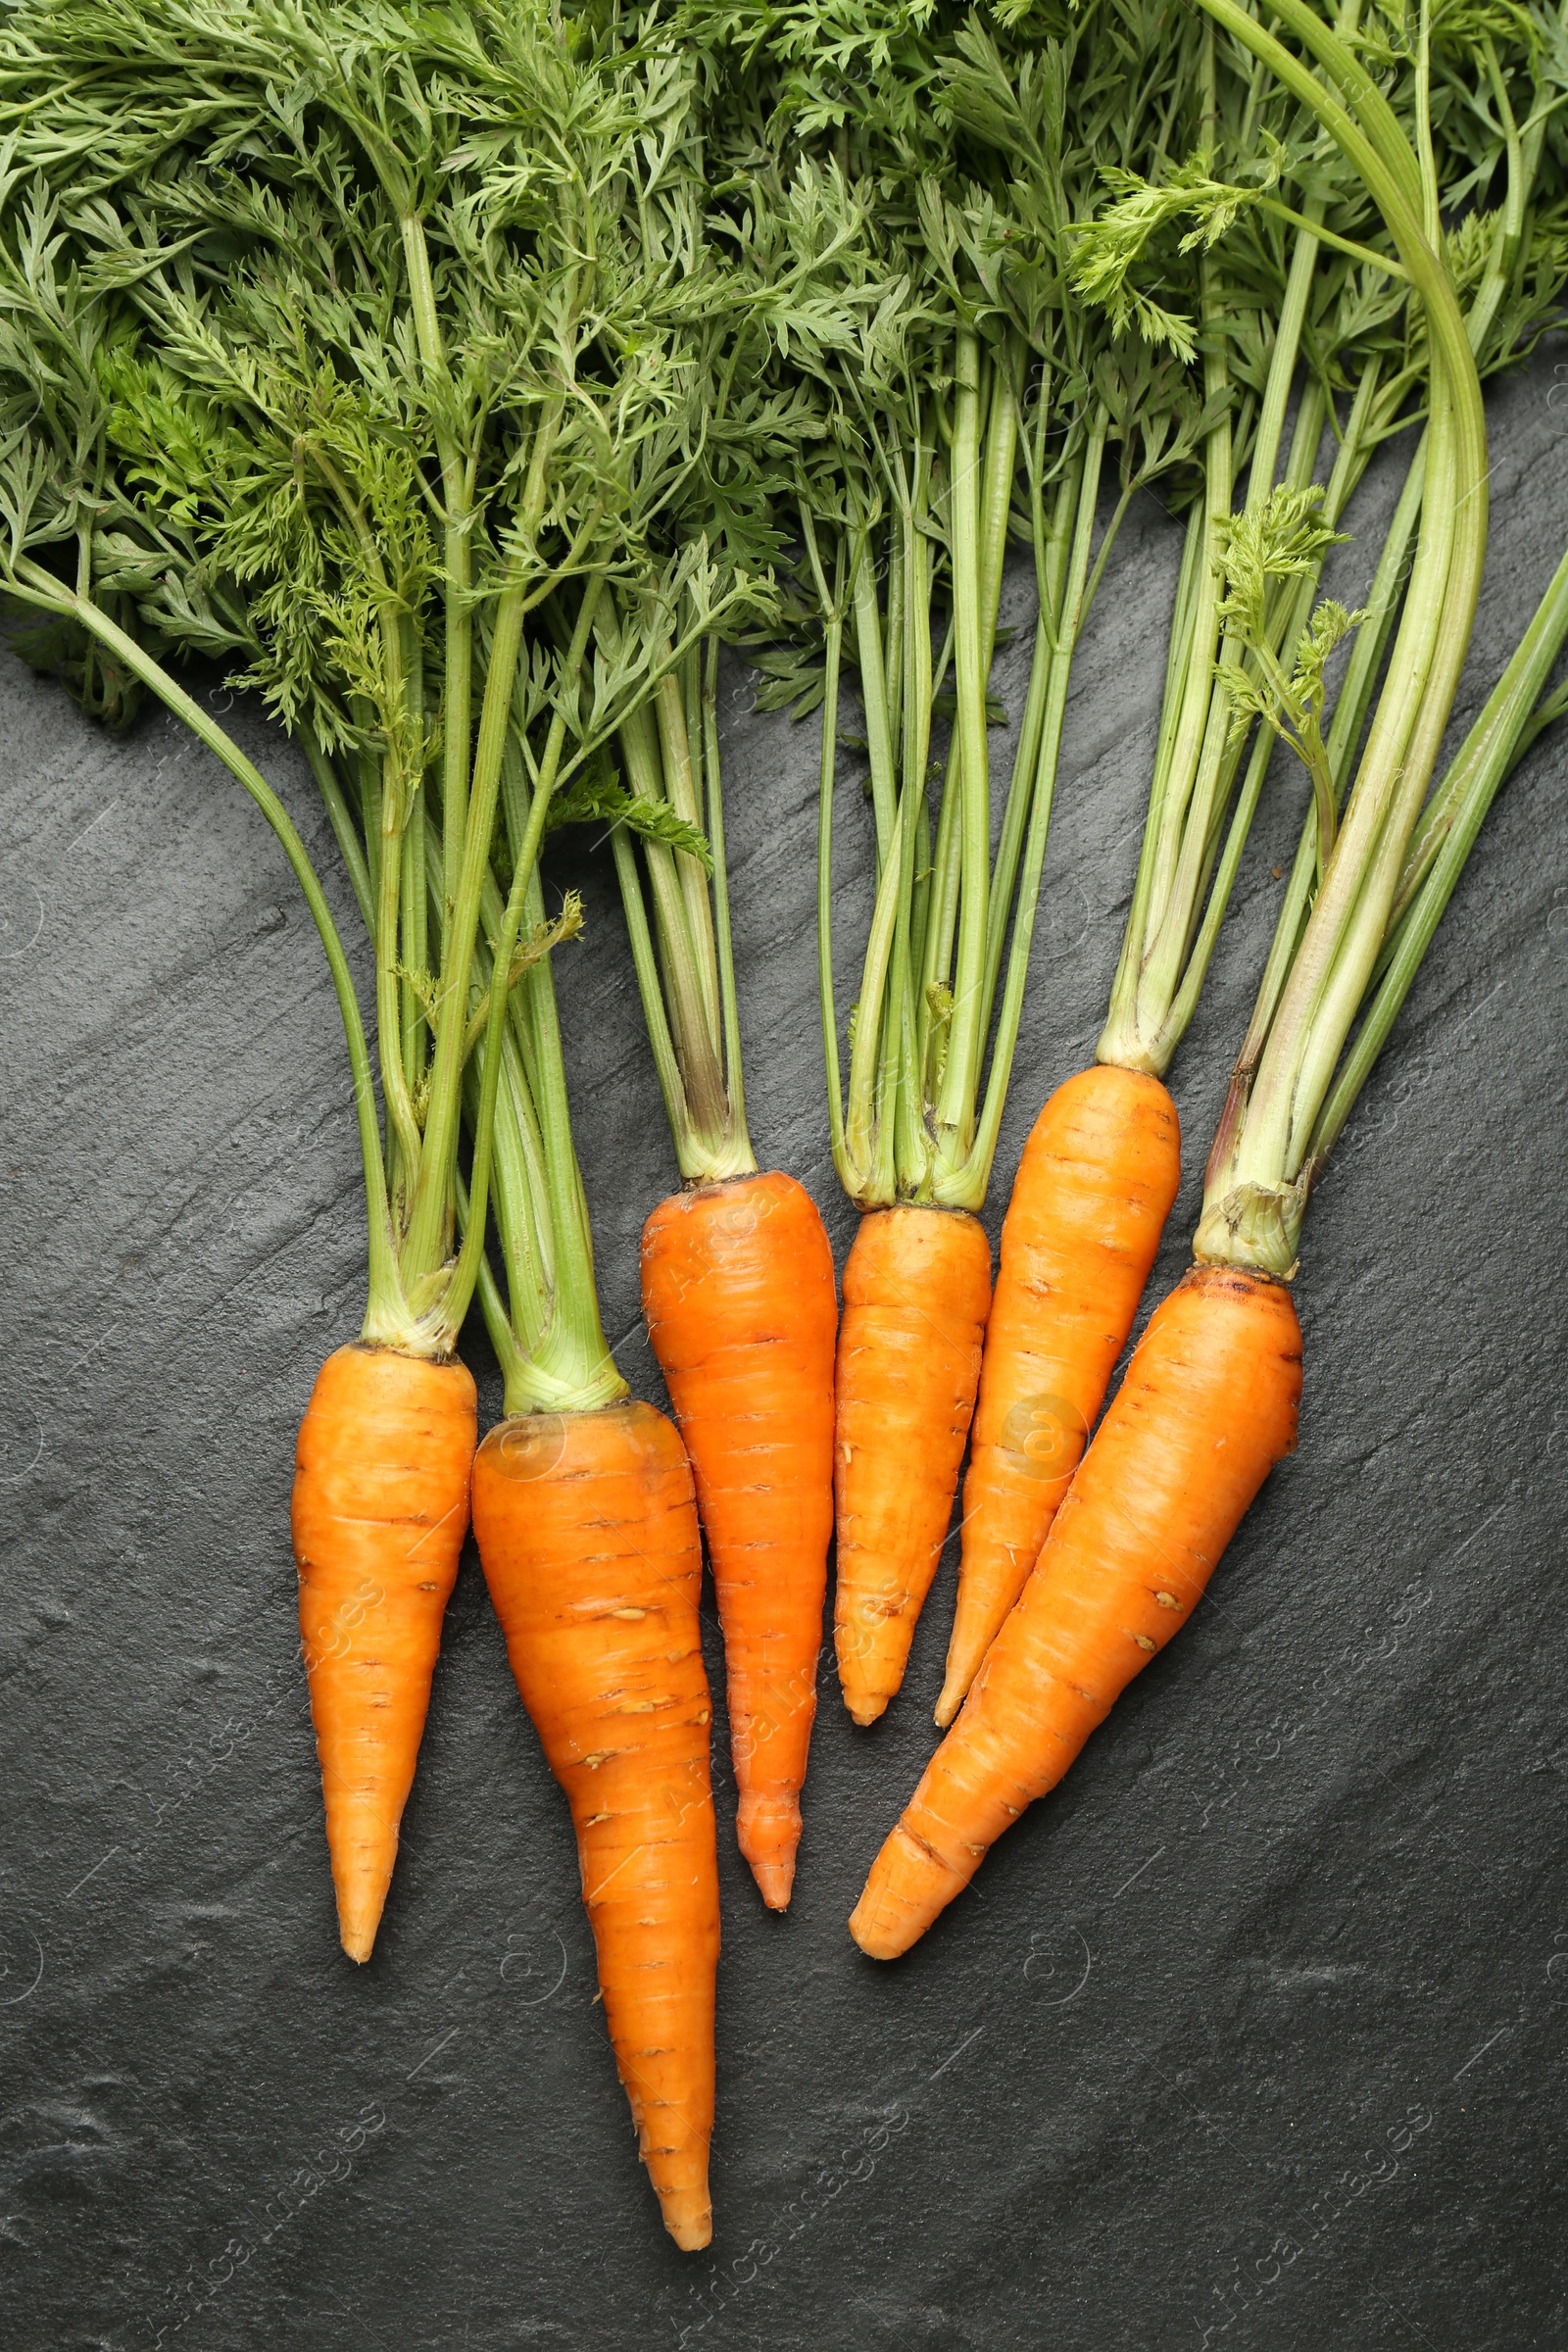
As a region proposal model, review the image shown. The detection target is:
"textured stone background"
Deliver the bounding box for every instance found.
[3,345,1565,2352]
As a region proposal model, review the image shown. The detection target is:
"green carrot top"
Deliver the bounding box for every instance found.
[0,0,751,1362]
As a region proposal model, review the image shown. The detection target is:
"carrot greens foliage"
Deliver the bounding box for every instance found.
[0,0,761,1395]
[0,0,1560,1335]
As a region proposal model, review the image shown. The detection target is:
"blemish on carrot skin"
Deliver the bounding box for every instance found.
[1153,1590,1180,1608]
[1131,1632,1156,1653]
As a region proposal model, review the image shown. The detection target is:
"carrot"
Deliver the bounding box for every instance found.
[937,32,1418,1724]
[291,1344,477,1962]
[642,1169,837,1908]
[851,1263,1301,1958]
[800,206,1161,1729]
[834,1203,992,1726]
[586,632,841,1907]
[859,0,1539,1966]
[935,1065,1180,1726]
[471,1398,719,2253]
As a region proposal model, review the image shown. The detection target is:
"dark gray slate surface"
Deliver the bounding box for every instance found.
[3,345,1566,2352]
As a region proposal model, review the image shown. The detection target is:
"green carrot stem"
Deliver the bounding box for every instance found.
[1192,0,1490,1272]
[399,575,527,1292]
[977,442,1080,1036]
[612,817,693,1164]
[853,526,899,868]
[1306,537,1568,1170]
[301,725,371,931]
[480,864,624,1415]
[375,744,422,1188]
[12,560,403,1348]
[931,326,993,1168]
[399,791,426,1098]
[455,1155,524,1387]
[950,413,1109,1210]
[808,519,851,1180]
[432,573,606,1334]
[615,699,737,1166]
[1205,416,1423,1190]
[1100,500,1206,1060]
[654,663,723,1049]
[843,828,905,1200]
[701,638,751,1148]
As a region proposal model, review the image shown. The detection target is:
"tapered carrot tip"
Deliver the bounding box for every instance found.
[737,1788,801,1909]
[659,2186,713,2253]
[336,1871,388,1965]
[329,1788,401,1960]
[849,1824,958,1961]
[932,1681,962,1732]
[846,1689,889,1729]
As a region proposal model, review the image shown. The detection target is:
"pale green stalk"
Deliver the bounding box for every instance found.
[1193,0,1489,1274]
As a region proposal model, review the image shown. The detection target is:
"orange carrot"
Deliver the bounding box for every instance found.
[291,1344,477,1963]
[834,1203,992,1726]
[641,1170,837,1909]
[471,1398,720,2253]
[936,1065,1181,1725]
[851,1263,1300,1957]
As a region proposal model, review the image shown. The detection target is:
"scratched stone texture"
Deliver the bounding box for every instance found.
[2,343,1566,2352]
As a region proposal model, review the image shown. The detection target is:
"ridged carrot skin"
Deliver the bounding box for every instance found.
[641,1170,837,1911]
[851,1264,1301,1959]
[936,1066,1182,1726]
[471,1399,719,2253]
[834,1204,993,1726]
[291,1343,477,1964]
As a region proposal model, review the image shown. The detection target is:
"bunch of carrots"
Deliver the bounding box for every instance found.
[2,0,1564,2254]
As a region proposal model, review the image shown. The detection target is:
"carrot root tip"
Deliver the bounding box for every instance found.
[748,1853,796,1911]
[737,1791,801,1909]
[661,2197,714,2253]
[335,1875,391,1965]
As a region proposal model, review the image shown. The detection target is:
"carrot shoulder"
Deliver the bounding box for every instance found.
[937,1065,1181,1725]
[291,1343,477,1964]
[852,1264,1301,1959]
[642,1169,837,1910]
[471,1398,719,2253]
[833,1202,992,1726]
